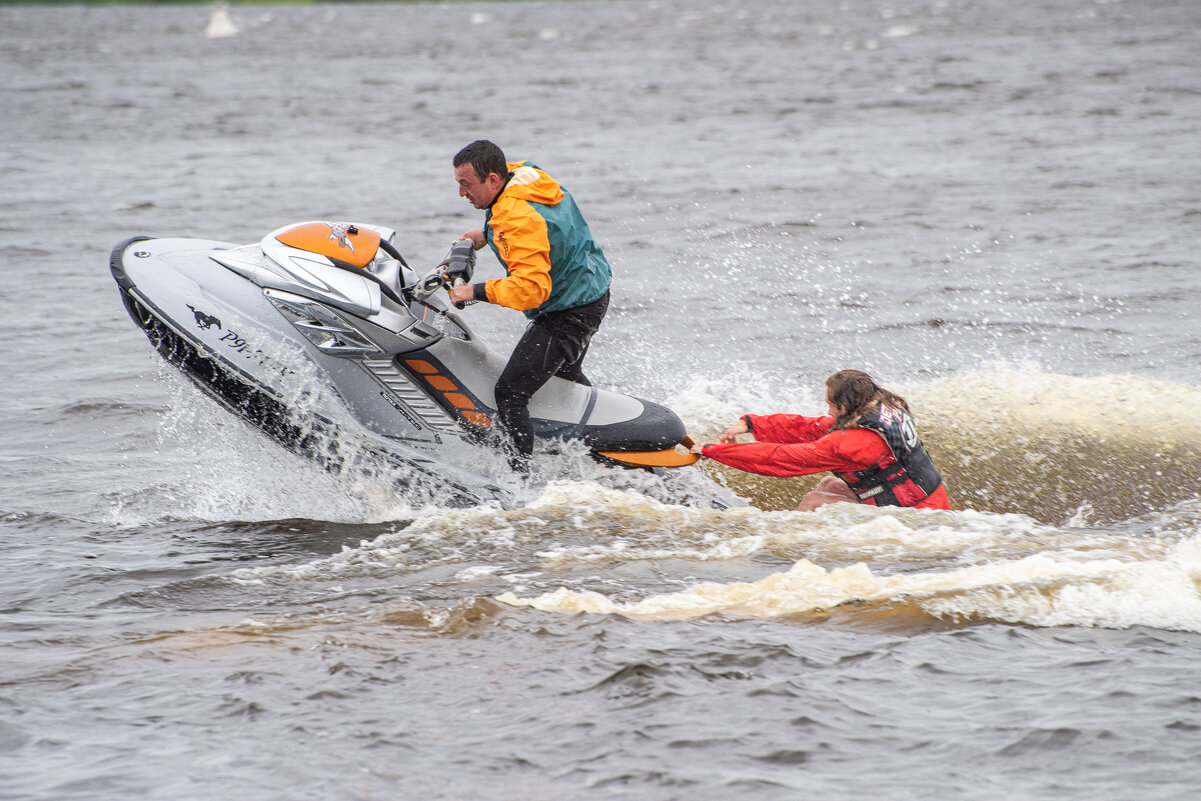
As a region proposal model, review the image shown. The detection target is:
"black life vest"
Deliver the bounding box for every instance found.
[835,404,944,507]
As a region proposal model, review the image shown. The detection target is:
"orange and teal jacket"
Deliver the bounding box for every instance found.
[478,162,611,319]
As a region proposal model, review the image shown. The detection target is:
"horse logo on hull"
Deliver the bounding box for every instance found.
[187,304,222,331]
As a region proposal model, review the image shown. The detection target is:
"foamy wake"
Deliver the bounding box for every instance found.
[497,528,1201,633]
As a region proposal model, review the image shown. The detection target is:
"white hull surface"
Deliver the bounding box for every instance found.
[110,222,706,506]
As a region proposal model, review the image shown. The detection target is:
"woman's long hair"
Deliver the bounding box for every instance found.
[826,370,909,430]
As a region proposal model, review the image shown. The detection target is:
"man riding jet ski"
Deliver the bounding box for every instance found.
[109,220,705,506]
[450,140,610,476]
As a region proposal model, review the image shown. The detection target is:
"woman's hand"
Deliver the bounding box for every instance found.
[719,418,749,443]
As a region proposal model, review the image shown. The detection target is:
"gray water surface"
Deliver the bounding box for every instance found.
[2,1,1200,799]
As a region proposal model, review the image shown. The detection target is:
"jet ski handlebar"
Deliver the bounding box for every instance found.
[412,240,477,309]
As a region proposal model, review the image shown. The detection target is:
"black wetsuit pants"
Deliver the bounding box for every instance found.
[494,290,609,472]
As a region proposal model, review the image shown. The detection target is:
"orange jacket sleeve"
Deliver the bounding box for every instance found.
[484,200,554,311]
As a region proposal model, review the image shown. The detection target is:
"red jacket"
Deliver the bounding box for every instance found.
[702,413,951,510]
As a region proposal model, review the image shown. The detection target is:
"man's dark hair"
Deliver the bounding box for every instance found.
[453,140,510,184]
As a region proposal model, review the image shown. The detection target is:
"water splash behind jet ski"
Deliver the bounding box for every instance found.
[110,221,730,508]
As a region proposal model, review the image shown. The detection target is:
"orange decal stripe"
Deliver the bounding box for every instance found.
[426,375,457,392]
[404,359,438,374]
[460,411,492,428]
[443,393,475,410]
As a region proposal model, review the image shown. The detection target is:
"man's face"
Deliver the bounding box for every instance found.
[455,163,501,209]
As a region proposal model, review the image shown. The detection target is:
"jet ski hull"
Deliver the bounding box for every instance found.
[109,223,705,507]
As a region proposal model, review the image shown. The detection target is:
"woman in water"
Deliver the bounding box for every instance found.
[693,370,951,511]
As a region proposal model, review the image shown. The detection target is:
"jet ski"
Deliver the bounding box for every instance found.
[109,220,711,507]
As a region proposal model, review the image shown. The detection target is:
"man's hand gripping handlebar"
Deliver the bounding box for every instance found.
[415,240,478,309]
